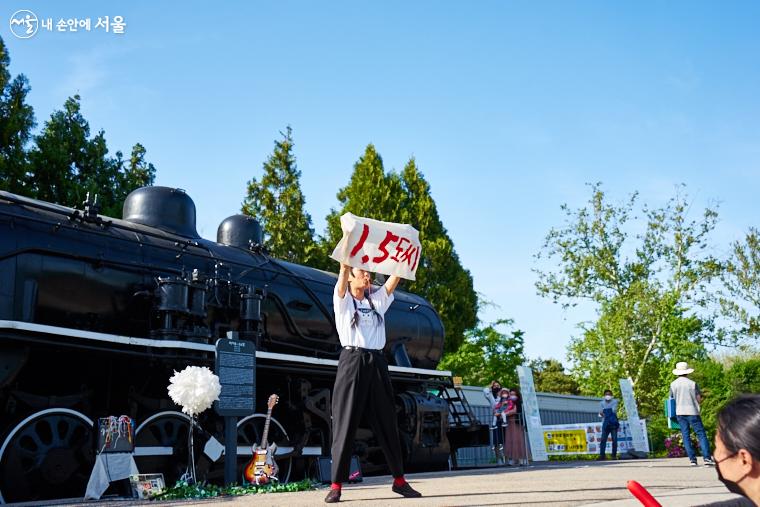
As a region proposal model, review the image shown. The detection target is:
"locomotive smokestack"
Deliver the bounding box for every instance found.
[123,186,200,238]
[217,214,264,250]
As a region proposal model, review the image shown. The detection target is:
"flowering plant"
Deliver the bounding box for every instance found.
[664,431,699,458]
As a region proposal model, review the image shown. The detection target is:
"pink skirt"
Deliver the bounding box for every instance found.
[504,415,527,461]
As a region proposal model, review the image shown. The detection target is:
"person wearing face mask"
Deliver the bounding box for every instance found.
[504,389,528,466]
[483,381,506,464]
[598,389,620,460]
[713,394,760,505]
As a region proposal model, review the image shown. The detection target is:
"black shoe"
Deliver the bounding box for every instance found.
[597,455,606,461]
[392,482,422,498]
[324,489,341,503]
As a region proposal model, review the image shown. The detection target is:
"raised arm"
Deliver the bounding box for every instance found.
[336,263,351,298]
[384,275,401,295]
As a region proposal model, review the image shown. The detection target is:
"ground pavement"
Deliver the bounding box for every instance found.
[18,458,752,507]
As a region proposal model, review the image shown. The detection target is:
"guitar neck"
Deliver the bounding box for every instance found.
[260,407,272,448]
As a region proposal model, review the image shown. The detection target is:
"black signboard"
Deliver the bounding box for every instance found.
[214,336,256,417]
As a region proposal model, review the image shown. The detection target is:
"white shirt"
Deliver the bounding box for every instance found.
[333,284,394,350]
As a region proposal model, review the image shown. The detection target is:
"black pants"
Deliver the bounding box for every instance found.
[600,422,618,458]
[330,347,404,483]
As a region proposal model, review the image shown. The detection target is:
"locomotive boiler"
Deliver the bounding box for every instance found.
[0,187,485,503]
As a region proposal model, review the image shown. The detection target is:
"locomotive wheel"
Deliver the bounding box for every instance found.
[0,408,94,504]
[134,411,193,487]
[237,414,292,484]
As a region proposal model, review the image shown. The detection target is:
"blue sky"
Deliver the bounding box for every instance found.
[4,1,759,361]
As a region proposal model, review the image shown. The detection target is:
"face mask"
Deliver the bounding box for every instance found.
[501,395,509,400]
[510,396,518,401]
[492,387,501,395]
[716,456,747,497]
[605,395,613,401]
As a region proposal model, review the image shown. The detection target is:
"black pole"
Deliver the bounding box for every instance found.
[224,415,237,486]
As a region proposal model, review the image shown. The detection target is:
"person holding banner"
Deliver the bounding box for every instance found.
[324,262,422,503]
[598,389,620,460]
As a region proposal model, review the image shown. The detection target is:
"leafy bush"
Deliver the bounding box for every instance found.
[152,479,318,500]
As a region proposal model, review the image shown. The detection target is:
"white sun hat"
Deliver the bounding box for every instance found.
[672,361,695,375]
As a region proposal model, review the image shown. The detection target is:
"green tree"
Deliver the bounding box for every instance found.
[528,358,580,394]
[242,127,318,264]
[720,227,760,340]
[0,36,35,195]
[321,149,477,352]
[322,144,404,254]
[535,183,720,415]
[398,159,477,353]
[438,319,525,387]
[26,95,155,216]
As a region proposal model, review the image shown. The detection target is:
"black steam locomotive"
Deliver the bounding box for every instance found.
[0,187,485,503]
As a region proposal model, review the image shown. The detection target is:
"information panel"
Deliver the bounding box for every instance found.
[214,338,256,417]
[517,365,548,461]
[619,377,648,452]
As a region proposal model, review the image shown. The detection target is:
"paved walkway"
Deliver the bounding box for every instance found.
[15,458,751,507]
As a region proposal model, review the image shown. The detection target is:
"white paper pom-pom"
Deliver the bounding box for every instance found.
[167,366,222,417]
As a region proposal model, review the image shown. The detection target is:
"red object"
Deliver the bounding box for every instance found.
[627,480,662,507]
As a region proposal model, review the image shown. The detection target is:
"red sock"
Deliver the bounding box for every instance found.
[330,482,342,491]
[393,477,407,487]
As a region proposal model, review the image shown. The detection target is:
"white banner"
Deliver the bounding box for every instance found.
[619,378,648,452]
[330,213,421,281]
[542,420,650,455]
[517,366,548,461]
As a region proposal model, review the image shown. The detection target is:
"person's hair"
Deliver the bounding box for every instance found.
[490,380,501,390]
[717,394,760,461]
[604,389,613,396]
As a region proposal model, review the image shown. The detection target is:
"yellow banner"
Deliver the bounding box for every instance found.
[543,429,588,453]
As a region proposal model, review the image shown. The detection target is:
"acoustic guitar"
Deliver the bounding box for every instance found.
[243,394,279,485]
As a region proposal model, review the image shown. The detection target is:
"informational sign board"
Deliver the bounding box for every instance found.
[619,377,648,452]
[214,338,256,417]
[517,365,548,461]
[543,420,650,455]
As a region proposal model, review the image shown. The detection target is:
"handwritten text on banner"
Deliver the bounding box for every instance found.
[330,213,421,281]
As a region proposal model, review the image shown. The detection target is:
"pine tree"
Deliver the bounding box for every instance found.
[28,95,156,216]
[399,158,477,353]
[0,36,35,195]
[323,144,405,252]
[321,148,477,353]
[242,127,318,264]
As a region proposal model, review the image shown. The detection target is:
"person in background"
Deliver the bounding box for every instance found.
[598,389,620,460]
[713,394,760,505]
[483,380,505,464]
[504,389,528,466]
[494,388,515,426]
[669,361,714,466]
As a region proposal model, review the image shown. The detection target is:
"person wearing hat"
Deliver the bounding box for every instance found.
[669,361,714,466]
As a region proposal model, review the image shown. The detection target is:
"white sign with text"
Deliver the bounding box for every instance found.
[330,213,421,281]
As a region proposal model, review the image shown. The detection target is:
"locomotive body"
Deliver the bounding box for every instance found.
[0,188,485,503]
